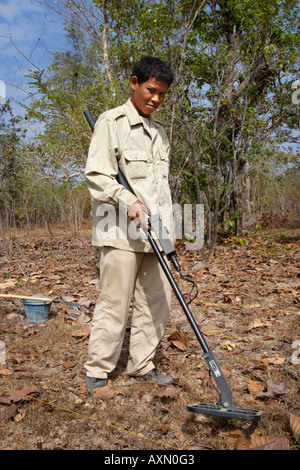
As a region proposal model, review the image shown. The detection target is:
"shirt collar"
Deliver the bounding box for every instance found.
[123,98,158,131]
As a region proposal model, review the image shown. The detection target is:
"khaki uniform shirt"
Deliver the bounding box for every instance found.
[85,98,174,252]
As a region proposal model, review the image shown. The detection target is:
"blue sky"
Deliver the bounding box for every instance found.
[0,0,66,112]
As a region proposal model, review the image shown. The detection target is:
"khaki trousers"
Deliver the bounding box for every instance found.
[85,246,171,379]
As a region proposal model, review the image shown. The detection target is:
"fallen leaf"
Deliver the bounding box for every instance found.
[71,324,90,341]
[61,295,77,302]
[246,379,264,397]
[227,430,244,449]
[201,325,223,336]
[220,340,236,350]
[248,359,268,371]
[221,368,231,378]
[77,297,94,308]
[14,410,26,422]
[74,398,85,406]
[0,394,12,405]
[171,340,186,351]
[159,425,169,434]
[256,379,288,399]
[0,368,13,376]
[251,437,290,450]
[168,330,188,350]
[65,308,80,317]
[0,385,39,404]
[93,386,117,399]
[247,319,268,331]
[291,348,300,365]
[234,434,252,450]
[157,387,179,399]
[231,347,245,355]
[72,330,88,338]
[63,360,76,370]
[196,370,206,380]
[265,356,285,365]
[250,433,277,448]
[290,414,300,443]
[235,433,290,450]
[0,280,16,289]
[222,294,232,303]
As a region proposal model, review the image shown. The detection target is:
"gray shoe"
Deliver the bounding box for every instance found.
[139,368,173,386]
[86,376,107,395]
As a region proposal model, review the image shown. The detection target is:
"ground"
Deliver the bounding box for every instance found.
[0,223,299,451]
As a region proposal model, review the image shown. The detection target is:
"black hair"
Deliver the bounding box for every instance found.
[131,56,174,86]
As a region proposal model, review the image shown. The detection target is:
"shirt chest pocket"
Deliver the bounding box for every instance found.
[124,151,149,179]
[158,151,169,178]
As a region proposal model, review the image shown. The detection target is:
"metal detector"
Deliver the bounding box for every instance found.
[83,109,263,421]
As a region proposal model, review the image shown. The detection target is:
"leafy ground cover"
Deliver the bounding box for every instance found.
[0,224,299,450]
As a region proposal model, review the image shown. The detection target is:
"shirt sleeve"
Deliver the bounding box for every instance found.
[85,115,138,211]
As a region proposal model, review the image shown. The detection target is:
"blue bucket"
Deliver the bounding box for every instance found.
[22,296,52,323]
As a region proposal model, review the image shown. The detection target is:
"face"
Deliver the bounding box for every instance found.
[130,76,168,117]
